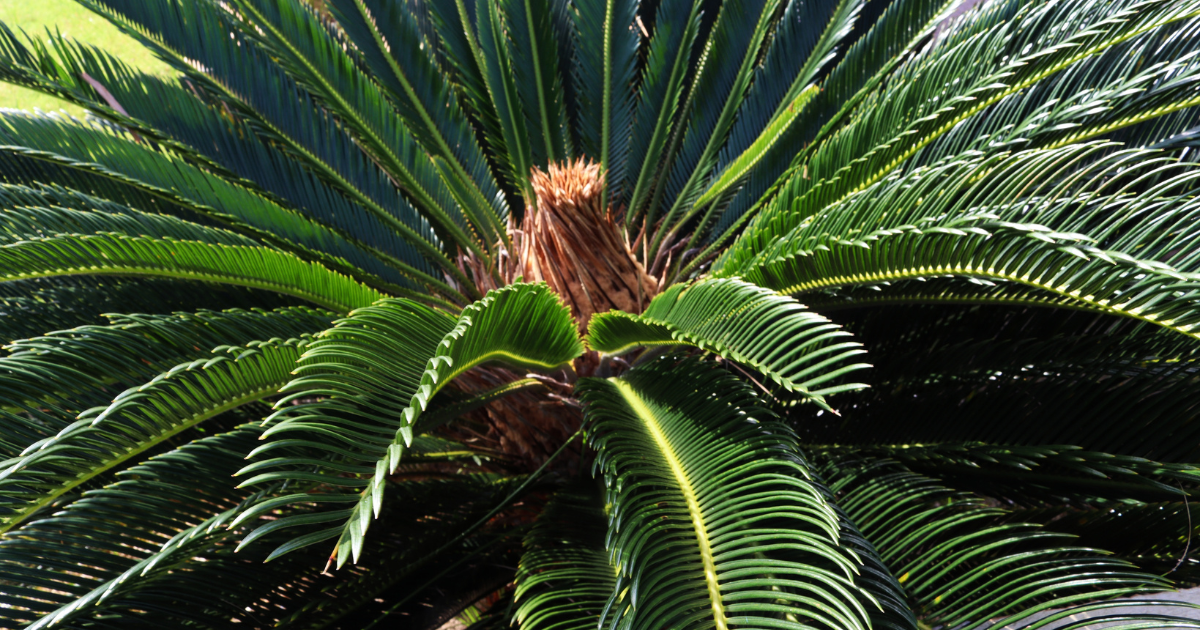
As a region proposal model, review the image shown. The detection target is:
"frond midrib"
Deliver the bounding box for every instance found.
[0,382,282,534]
[610,377,728,630]
[778,263,1200,342]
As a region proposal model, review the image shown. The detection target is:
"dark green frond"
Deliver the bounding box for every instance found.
[0,276,304,345]
[571,0,638,204]
[579,357,874,630]
[588,277,869,406]
[77,0,467,278]
[325,0,510,236]
[0,427,264,629]
[0,337,311,537]
[0,232,385,313]
[497,0,572,166]
[514,483,614,630]
[724,145,1200,345]
[238,283,582,567]
[0,307,332,531]
[818,454,1188,629]
[478,0,535,195]
[0,106,437,293]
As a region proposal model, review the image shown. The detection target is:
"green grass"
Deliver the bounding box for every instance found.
[0,0,172,115]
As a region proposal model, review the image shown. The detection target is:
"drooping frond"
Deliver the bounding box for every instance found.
[0,232,385,313]
[0,105,437,294]
[513,483,615,630]
[0,427,266,629]
[723,145,1200,344]
[0,337,313,537]
[587,277,870,406]
[0,307,332,532]
[237,283,582,567]
[817,454,1198,629]
[578,357,875,630]
[0,276,305,344]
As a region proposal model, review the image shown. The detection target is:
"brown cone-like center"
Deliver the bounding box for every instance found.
[446,160,655,471]
[511,159,658,329]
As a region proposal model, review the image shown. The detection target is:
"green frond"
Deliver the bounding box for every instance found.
[0,426,266,629]
[571,0,638,205]
[415,377,548,435]
[1014,500,1200,578]
[818,454,1192,629]
[514,483,614,630]
[693,84,820,212]
[579,357,874,630]
[705,0,958,256]
[0,196,257,247]
[588,277,870,406]
[222,0,494,255]
[477,0,535,196]
[74,0,475,285]
[620,0,705,219]
[237,283,582,567]
[0,337,310,535]
[326,0,509,239]
[726,0,1200,271]
[0,232,386,313]
[0,307,332,528]
[826,443,1200,503]
[652,0,783,239]
[0,107,442,293]
[723,145,1200,342]
[426,0,518,211]
[0,277,307,346]
[689,0,863,243]
[496,0,572,166]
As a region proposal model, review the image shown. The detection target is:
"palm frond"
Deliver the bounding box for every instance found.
[237,283,582,567]
[0,426,265,629]
[620,0,705,218]
[214,0,495,256]
[0,107,443,295]
[571,0,638,206]
[818,454,1195,629]
[513,483,614,630]
[497,0,572,166]
[824,443,1200,504]
[705,0,958,257]
[587,277,869,406]
[0,307,332,529]
[426,0,516,211]
[726,0,1200,272]
[76,0,471,282]
[0,276,307,345]
[477,0,535,196]
[690,0,863,236]
[325,0,510,242]
[724,145,1200,343]
[0,232,384,313]
[0,337,312,536]
[652,0,782,237]
[579,356,874,630]
[0,196,256,247]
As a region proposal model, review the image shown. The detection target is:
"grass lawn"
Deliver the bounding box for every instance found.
[0,0,172,115]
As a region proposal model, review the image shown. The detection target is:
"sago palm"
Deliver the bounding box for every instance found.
[1,0,1200,627]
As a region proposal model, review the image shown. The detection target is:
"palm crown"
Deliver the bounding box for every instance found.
[1,0,1200,627]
